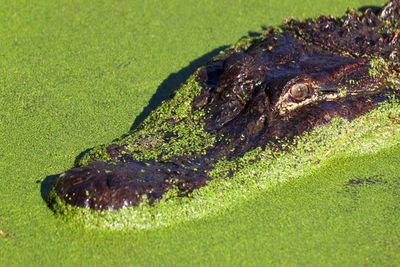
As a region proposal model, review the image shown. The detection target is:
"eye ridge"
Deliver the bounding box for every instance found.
[289,83,310,101]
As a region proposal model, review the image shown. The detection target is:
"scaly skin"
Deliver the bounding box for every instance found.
[52,0,400,211]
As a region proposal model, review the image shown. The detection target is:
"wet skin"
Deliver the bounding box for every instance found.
[53,0,400,210]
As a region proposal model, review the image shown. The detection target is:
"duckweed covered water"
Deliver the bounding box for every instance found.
[2,0,398,266]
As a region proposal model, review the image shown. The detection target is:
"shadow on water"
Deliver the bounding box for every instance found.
[73,147,93,167]
[129,45,228,130]
[39,174,59,204]
[357,5,381,13]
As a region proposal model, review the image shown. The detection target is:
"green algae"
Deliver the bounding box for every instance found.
[3,0,399,265]
[49,97,400,230]
[369,57,400,89]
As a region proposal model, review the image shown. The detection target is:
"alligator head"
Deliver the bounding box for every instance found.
[52,0,400,210]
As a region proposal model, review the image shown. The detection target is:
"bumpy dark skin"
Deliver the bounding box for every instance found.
[54,0,400,210]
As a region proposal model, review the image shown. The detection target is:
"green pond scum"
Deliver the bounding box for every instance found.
[1,0,400,266]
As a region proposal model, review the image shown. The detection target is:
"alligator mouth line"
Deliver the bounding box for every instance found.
[50,0,400,211]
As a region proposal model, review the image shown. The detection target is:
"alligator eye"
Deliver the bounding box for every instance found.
[289,83,310,101]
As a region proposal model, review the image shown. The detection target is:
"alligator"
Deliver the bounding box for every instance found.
[51,0,400,211]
